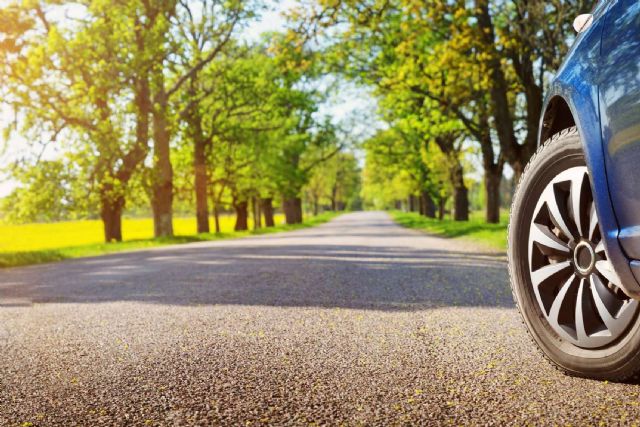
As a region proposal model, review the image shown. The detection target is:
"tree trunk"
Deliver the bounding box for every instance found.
[151,88,174,237]
[261,198,275,227]
[476,104,506,224]
[408,195,416,212]
[485,169,502,224]
[330,184,338,211]
[97,53,149,244]
[438,197,446,220]
[283,198,294,223]
[450,163,469,221]
[213,204,221,233]
[234,199,248,231]
[252,196,261,230]
[101,195,124,243]
[453,186,469,222]
[512,161,525,186]
[418,194,425,215]
[475,0,539,175]
[194,136,209,234]
[283,197,303,224]
[422,191,436,218]
[295,198,303,222]
[313,197,319,216]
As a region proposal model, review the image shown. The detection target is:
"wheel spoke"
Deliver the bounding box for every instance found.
[595,240,605,254]
[530,222,570,257]
[590,275,618,333]
[591,275,638,334]
[619,299,639,324]
[589,202,598,241]
[575,279,588,341]
[542,186,574,240]
[531,261,571,287]
[570,171,587,237]
[596,259,622,287]
[548,274,575,322]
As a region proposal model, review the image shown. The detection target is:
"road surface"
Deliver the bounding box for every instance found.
[1,211,639,425]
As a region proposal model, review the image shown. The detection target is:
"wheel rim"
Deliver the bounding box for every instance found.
[528,166,638,349]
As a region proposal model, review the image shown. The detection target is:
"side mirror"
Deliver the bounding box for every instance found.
[573,14,594,33]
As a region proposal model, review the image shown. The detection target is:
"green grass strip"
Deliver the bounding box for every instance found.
[390,210,508,251]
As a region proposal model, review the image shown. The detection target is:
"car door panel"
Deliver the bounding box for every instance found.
[600,0,640,258]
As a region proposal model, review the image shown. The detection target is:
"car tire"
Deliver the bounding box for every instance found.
[509,126,640,381]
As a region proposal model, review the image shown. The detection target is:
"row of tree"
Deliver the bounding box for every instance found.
[0,1,361,241]
[1,0,595,234]
[296,0,593,222]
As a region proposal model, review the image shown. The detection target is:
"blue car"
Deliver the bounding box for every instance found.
[508,0,640,380]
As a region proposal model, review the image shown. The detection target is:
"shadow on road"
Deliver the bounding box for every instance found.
[0,238,511,310]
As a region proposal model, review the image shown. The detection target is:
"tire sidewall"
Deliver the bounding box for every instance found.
[509,128,640,380]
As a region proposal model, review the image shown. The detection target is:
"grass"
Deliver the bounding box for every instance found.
[0,212,338,268]
[390,210,508,250]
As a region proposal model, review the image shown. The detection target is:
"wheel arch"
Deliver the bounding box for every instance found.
[540,95,576,145]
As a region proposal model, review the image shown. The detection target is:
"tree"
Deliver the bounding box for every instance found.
[296,0,590,223]
[361,128,442,217]
[293,0,468,220]
[305,151,360,212]
[393,1,504,223]
[143,0,257,237]
[0,0,263,239]
[474,0,595,179]
[1,0,152,241]
[179,46,278,233]
[1,157,95,223]
[261,32,345,224]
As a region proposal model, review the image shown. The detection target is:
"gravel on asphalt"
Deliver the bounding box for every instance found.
[2,212,640,425]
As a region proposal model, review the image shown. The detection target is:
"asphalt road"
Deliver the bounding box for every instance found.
[2,211,640,425]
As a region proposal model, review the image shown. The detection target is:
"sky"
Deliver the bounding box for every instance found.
[0,0,380,197]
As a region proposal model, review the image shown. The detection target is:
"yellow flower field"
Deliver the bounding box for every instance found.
[0,214,286,253]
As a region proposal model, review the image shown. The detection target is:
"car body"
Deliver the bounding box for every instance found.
[508,0,640,380]
[539,0,640,299]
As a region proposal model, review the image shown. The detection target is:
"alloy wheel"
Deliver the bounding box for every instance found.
[528,166,638,349]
